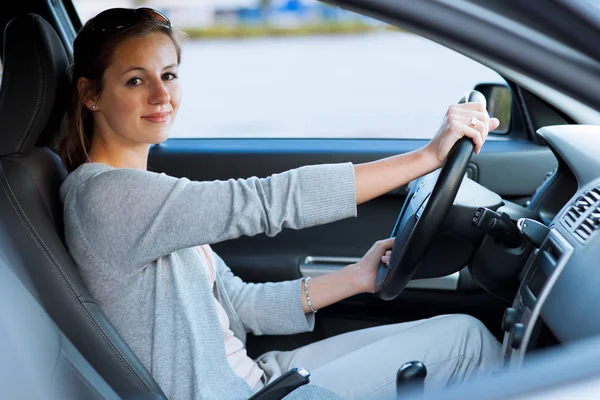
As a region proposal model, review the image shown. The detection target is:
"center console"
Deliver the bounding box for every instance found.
[501,228,574,365]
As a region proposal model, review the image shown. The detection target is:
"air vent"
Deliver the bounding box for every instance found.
[563,193,594,227]
[574,208,600,242]
[564,185,600,242]
[563,207,582,227]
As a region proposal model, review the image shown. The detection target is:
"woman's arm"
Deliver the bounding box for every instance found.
[300,238,395,313]
[214,241,391,334]
[215,252,316,336]
[353,102,500,205]
[69,162,357,272]
[354,150,438,205]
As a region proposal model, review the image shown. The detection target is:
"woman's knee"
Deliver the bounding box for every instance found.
[419,314,502,388]
[444,313,488,333]
[437,314,501,365]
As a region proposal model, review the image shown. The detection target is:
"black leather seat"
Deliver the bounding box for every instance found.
[0,13,166,399]
[0,253,120,400]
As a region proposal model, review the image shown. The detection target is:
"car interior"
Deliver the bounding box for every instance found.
[2,0,600,399]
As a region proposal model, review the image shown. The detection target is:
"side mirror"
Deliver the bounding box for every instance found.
[474,83,512,134]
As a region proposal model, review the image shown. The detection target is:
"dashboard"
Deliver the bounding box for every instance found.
[502,125,600,365]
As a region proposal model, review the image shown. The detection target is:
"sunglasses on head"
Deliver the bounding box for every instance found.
[90,7,171,33]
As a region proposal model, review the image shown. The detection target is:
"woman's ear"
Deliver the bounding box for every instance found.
[77,77,99,111]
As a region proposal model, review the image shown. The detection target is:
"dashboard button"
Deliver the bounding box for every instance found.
[512,323,526,349]
[502,308,517,332]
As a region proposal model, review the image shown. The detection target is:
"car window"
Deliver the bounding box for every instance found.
[72,1,509,139]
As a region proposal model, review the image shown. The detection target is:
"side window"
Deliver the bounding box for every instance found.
[72,1,510,139]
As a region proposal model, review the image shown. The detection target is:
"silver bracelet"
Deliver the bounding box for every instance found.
[303,277,317,313]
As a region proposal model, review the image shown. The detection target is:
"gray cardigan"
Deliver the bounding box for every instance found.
[60,162,357,400]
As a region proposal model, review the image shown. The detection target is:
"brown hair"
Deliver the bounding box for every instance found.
[57,13,184,172]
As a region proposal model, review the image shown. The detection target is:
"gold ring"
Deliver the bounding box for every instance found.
[469,117,478,128]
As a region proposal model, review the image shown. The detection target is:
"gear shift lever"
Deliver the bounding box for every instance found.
[396,361,427,399]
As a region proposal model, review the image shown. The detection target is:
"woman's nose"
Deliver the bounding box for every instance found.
[149,80,170,105]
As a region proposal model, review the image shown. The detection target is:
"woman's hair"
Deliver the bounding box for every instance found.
[57,11,184,172]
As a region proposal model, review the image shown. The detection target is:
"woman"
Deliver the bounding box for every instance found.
[58,7,502,400]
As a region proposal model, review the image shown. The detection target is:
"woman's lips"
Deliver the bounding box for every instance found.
[142,112,170,123]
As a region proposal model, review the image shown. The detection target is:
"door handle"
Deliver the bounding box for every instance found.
[299,256,360,277]
[299,256,460,291]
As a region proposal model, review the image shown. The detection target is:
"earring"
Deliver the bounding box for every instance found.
[92,105,96,109]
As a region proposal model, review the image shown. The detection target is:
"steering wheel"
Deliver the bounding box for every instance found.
[375,90,486,300]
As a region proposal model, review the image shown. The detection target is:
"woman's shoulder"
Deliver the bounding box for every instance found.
[60,163,109,202]
[61,164,160,197]
[60,163,182,212]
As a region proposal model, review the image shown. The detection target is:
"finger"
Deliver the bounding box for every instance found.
[449,115,486,148]
[381,255,390,265]
[385,250,392,256]
[378,237,395,248]
[448,107,489,129]
[468,115,488,143]
[489,117,500,132]
[448,108,490,138]
[458,114,487,137]
[451,120,484,153]
[451,102,487,113]
[464,125,484,154]
[448,105,487,119]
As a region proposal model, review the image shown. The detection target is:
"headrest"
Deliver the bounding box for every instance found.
[0,14,70,156]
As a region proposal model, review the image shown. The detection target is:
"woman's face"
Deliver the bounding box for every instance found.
[90,32,181,147]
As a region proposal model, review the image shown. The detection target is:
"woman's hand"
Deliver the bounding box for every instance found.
[348,238,395,294]
[298,238,394,313]
[422,103,501,167]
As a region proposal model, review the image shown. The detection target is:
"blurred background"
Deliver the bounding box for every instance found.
[72,0,506,139]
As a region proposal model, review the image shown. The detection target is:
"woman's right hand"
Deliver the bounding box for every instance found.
[421,102,500,167]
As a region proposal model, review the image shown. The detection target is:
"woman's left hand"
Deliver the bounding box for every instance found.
[349,237,395,294]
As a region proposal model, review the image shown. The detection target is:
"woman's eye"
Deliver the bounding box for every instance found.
[163,72,178,81]
[127,77,142,87]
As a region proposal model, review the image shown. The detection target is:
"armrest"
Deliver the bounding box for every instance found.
[248,368,310,400]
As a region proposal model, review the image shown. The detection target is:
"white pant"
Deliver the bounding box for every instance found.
[257,314,503,400]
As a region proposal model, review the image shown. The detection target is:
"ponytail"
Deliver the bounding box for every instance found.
[57,79,93,172]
